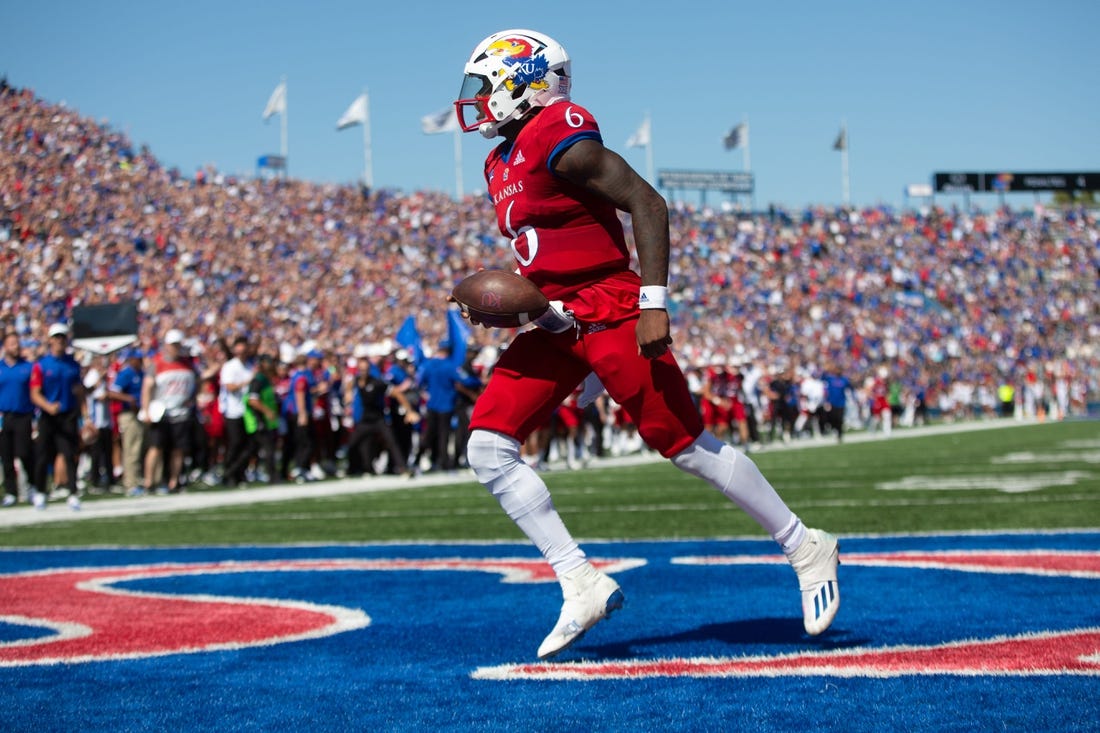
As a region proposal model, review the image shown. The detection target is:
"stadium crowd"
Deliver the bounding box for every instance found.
[1,80,1097,506]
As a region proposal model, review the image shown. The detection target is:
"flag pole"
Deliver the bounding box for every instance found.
[742,115,751,173]
[743,115,754,211]
[362,89,373,188]
[280,75,288,177]
[452,128,464,199]
[840,118,850,206]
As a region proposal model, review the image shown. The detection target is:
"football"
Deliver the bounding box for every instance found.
[450,270,550,328]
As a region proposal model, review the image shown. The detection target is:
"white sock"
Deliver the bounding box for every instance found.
[671,430,806,550]
[467,430,586,575]
[772,513,807,555]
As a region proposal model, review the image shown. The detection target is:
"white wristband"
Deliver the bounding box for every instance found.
[638,285,668,310]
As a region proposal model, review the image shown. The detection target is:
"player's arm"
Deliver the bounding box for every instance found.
[342,377,356,413]
[140,373,155,423]
[72,375,87,419]
[107,372,136,406]
[294,377,309,427]
[29,364,58,415]
[248,388,273,421]
[387,385,421,425]
[552,139,672,359]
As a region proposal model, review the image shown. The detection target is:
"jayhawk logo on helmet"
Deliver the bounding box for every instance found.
[486,37,552,92]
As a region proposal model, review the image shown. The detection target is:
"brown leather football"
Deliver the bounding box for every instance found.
[450,270,550,328]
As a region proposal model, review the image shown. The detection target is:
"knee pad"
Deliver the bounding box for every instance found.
[467,429,552,519]
[670,430,730,481]
[466,429,522,485]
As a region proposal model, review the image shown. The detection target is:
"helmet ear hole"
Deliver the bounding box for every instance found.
[509,83,528,100]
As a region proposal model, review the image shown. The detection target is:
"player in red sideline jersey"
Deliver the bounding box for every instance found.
[454,29,840,659]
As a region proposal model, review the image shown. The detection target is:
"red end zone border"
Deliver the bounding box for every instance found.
[475,549,1100,680]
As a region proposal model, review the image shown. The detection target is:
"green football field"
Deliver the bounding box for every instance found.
[1,419,1097,548]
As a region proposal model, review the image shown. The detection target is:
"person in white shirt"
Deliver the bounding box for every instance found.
[219,336,254,487]
[798,368,825,438]
[82,355,115,491]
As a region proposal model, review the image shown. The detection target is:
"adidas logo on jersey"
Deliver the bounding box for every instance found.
[513,149,526,165]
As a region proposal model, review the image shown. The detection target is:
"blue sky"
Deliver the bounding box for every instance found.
[3,0,1098,208]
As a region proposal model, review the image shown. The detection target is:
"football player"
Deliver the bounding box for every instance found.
[455,29,840,659]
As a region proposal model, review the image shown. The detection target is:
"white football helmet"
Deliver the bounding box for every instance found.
[455,29,571,139]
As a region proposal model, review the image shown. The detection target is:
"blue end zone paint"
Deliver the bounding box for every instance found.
[1,532,1097,733]
[0,622,54,644]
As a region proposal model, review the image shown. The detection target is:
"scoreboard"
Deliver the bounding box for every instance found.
[933,171,1100,193]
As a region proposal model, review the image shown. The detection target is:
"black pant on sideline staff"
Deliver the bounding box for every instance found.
[292,421,313,477]
[824,405,846,442]
[222,416,251,485]
[347,418,407,476]
[1,411,36,498]
[35,409,79,495]
[388,411,414,474]
[88,426,114,489]
[582,404,606,458]
[250,427,276,483]
[419,409,454,472]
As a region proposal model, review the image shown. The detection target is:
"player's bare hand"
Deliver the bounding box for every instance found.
[636,310,672,359]
[445,294,485,327]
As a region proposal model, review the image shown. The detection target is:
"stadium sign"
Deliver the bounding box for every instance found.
[257,154,287,170]
[658,169,754,193]
[906,183,934,198]
[934,171,1100,193]
[71,301,138,355]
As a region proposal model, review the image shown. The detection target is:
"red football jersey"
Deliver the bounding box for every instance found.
[484,101,638,322]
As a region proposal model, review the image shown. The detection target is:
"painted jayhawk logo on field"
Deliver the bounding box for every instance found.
[1,541,1098,678]
[485,36,551,92]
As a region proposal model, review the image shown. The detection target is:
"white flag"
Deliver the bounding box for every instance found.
[263,81,286,120]
[421,106,459,134]
[723,122,747,150]
[626,117,651,148]
[337,93,369,130]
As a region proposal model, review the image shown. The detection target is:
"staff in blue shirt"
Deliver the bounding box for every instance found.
[415,341,465,472]
[283,350,317,482]
[0,331,36,506]
[107,347,145,496]
[30,323,86,509]
[821,364,854,443]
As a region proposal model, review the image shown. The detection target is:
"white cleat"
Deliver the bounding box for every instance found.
[537,563,624,660]
[32,491,47,511]
[789,528,840,635]
[67,494,82,511]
